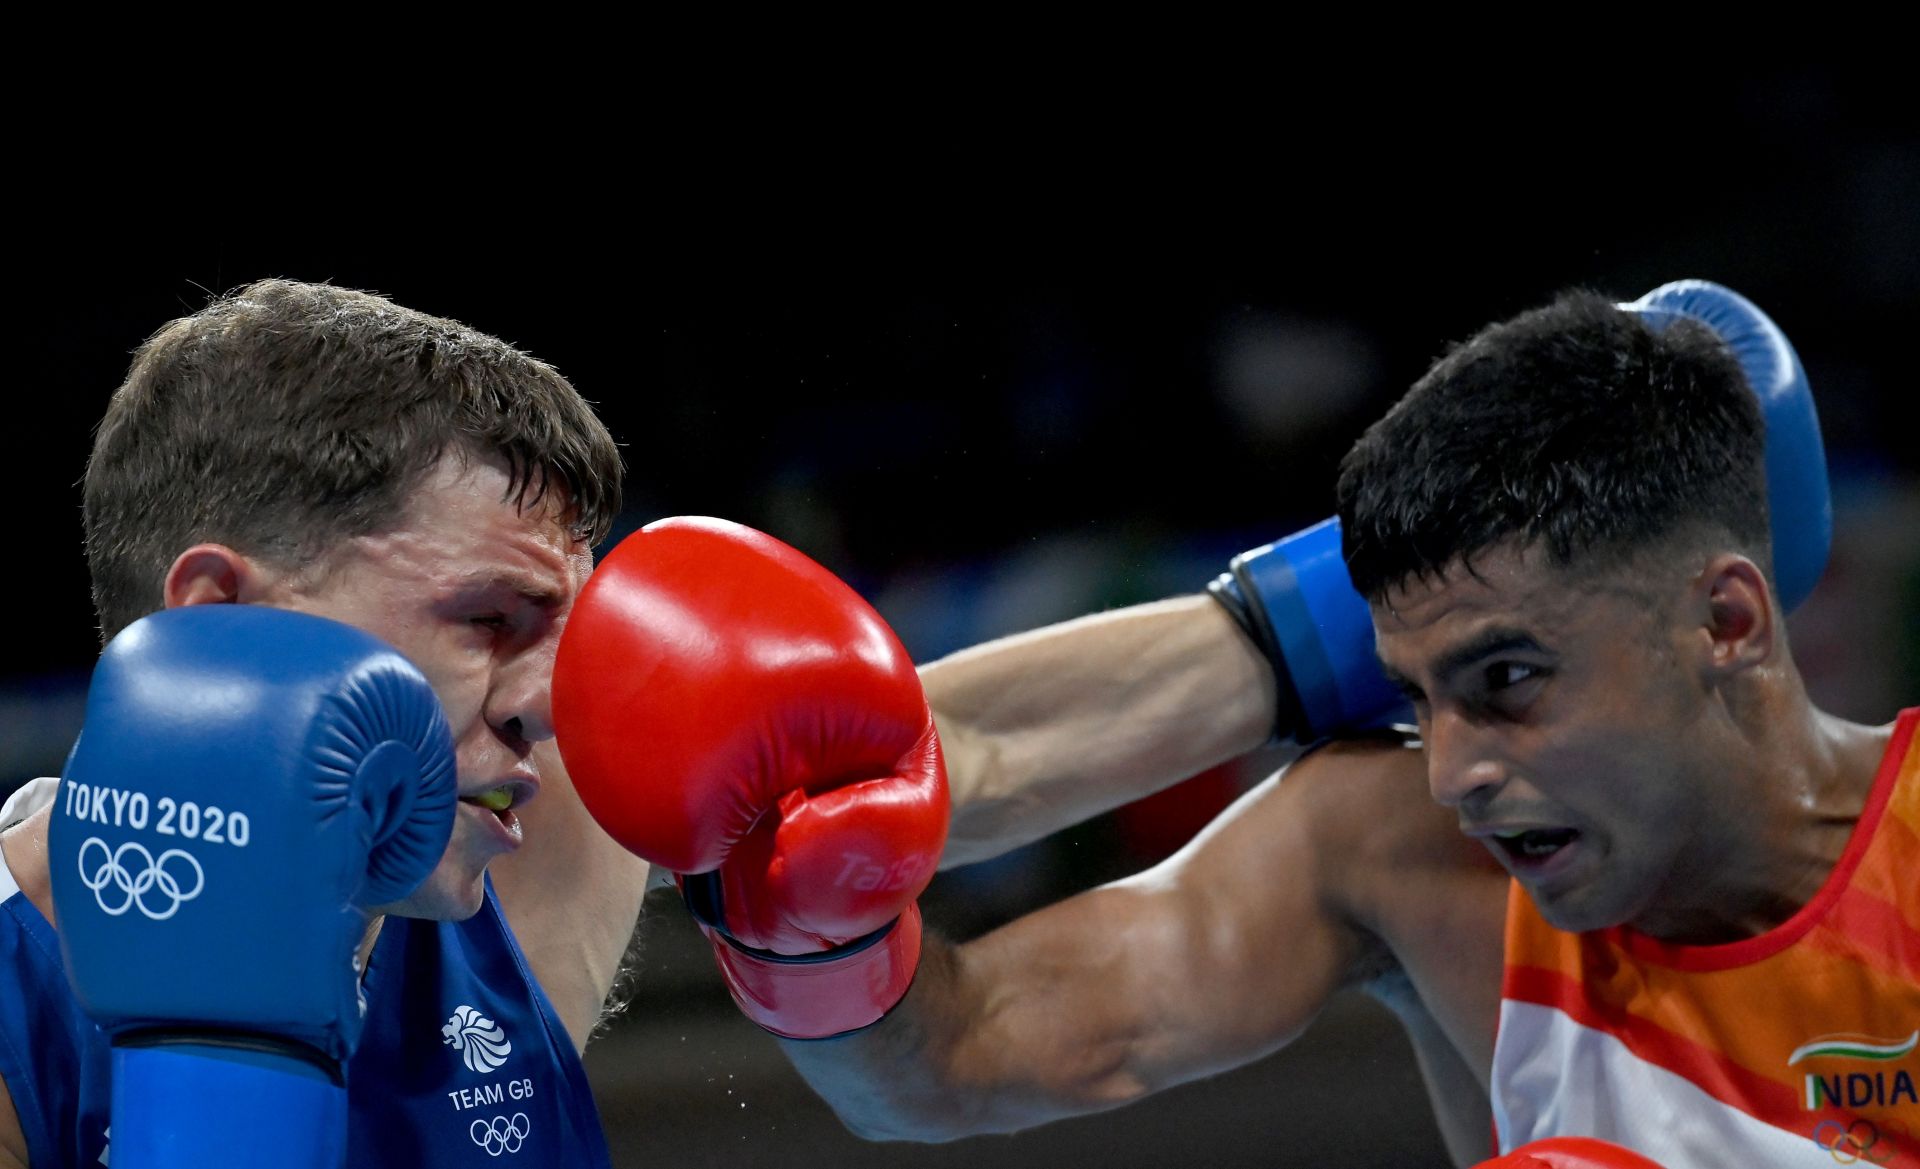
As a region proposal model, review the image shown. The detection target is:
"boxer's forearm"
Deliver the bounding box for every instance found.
[780,937,989,1142]
[781,925,1163,1142]
[925,595,1278,869]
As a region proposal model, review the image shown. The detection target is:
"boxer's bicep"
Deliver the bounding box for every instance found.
[939,764,1358,1125]
[1101,760,1370,1087]
[782,745,1378,1142]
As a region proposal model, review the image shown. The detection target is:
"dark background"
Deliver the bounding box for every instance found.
[9,69,1917,1167]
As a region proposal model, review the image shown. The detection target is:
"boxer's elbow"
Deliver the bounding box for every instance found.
[791,1040,1123,1144]
[828,1080,1130,1145]
[790,1061,992,1144]
[886,1029,1156,1141]
[834,1102,974,1144]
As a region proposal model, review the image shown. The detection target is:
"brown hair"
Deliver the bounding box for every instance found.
[85,279,623,641]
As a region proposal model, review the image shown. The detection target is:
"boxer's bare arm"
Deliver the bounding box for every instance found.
[494,595,1273,1044]
[926,595,1278,869]
[1329,744,1509,1166]
[488,742,650,1053]
[1396,1003,1502,1167]
[784,738,1502,1143]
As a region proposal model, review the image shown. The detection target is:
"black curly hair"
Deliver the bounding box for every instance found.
[1338,290,1771,601]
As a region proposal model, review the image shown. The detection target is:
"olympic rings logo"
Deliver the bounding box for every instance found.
[1813,1118,1911,1165]
[469,1113,530,1156]
[76,838,205,921]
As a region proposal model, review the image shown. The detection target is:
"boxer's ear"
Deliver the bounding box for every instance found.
[163,544,278,608]
[1692,552,1777,680]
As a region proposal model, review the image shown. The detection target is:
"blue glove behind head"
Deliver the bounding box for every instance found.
[1211,279,1831,743]
[1619,280,1831,612]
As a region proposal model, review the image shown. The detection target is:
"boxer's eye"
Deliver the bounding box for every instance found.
[1480,662,1547,718]
[1486,662,1539,691]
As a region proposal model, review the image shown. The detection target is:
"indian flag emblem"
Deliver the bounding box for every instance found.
[1788,1031,1919,1066]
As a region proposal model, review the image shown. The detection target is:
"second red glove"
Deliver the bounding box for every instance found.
[1476,1136,1668,1169]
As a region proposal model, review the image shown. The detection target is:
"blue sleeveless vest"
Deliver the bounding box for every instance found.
[0,874,612,1168]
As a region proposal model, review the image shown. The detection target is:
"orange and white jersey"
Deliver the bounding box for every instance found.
[1493,708,1920,1168]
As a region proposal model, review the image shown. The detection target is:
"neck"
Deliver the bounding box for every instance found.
[358,915,386,981]
[1635,682,1893,944]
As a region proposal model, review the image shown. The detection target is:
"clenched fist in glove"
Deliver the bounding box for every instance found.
[553,517,949,1038]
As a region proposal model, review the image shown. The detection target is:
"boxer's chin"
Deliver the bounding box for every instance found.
[365,856,489,922]
[365,794,509,919]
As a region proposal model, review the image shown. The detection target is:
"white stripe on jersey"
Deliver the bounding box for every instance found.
[1494,1000,1827,1166]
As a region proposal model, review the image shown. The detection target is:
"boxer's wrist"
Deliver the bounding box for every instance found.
[701,904,924,1040]
[1210,520,1409,744]
[1206,565,1307,745]
[111,1042,348,1169]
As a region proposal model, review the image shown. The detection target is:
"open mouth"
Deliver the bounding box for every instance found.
[458,786,525,848]
[1490,827,1579,862]
[462,788,516,814]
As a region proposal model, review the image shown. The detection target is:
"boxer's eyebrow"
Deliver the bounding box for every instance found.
[1378,626,1548,698]
[1430,627,1547,687]
[449,570,568,611]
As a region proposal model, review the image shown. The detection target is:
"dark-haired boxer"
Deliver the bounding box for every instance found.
[556,286,1916,1168]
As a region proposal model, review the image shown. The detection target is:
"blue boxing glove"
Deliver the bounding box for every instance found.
[49,605,457,1169]
[1620,279,1831,611]
[1210,279,1832,743]
[1208,515,1402,743]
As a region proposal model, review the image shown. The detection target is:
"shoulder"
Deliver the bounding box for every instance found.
[1261,731,1451,870]
[1267,732,1509,1073]
[1163,731,1446,892]
[1283,730,1427,801]
[0,779,57,833]
[1244,731,1498,931]
[1152,730,1469,948]
[0,782,57,924]
[1267,731,1486,864]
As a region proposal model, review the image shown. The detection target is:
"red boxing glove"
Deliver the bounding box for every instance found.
[552,517,950,1039]
[1476,1137,1668,1169]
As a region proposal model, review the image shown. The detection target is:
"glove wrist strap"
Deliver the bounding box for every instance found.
[703,903,923,1040]
[1206,571,1307,745]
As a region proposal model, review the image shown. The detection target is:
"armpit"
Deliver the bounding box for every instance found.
[1346,923,1422,1017]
